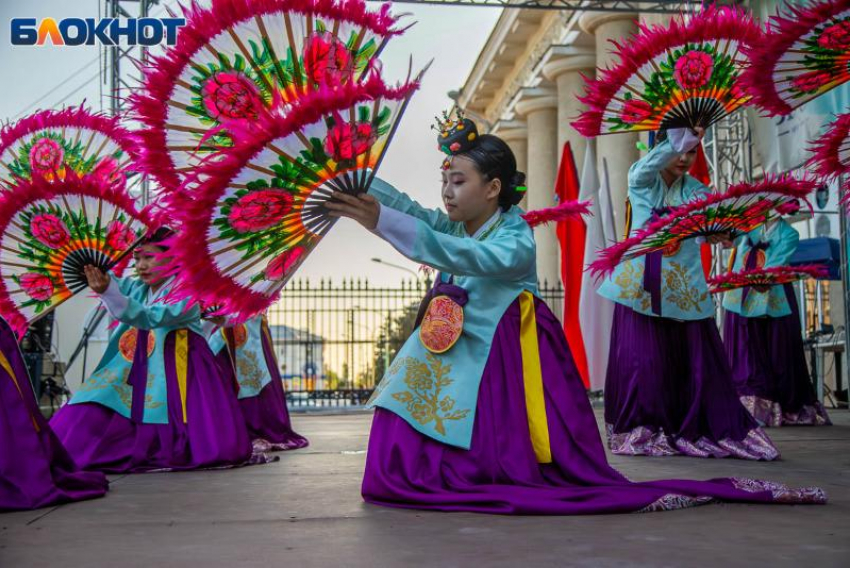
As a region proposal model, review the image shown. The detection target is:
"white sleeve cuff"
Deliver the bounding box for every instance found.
[373,204,417,258]
[668,128,700,154]
[99,278,128,319]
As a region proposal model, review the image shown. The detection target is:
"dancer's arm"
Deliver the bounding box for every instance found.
[628,128,702,189]
[326,194,534,280]
[368,177,456,233]
[85,266,199,330]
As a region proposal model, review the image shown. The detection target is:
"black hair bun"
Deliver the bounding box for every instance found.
[499,171,527,209]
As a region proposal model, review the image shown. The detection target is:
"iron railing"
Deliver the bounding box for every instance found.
[268,277,565,408]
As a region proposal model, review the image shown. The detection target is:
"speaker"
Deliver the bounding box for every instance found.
[20,312,54,398]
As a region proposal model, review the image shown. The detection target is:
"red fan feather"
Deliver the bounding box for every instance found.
[573,5,761,137]
[708,264,829,293]
[809,112,850,180]
[743,0,850,116]
[588,175,817,278]
[521,199,593,228]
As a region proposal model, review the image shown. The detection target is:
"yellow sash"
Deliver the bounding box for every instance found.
[518,291,551,463]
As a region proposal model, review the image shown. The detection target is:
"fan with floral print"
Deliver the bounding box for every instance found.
[573,5,761,136]
[162,68,424,320]
[0,173,150,335]
[588,175,817,277]
[708,265,829,293]
[744,0,850,116]
[131,0,406,192]
[0,106,138,192]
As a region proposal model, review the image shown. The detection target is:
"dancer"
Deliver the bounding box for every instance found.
[323,113,823,514]
[50,228,263,472]
[598,128,780,460]
[0,315,108,510]
[209,314,309,452]
[722,212,831,426]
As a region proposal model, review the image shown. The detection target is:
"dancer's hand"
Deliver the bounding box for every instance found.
[706,231,732,247]
[325,191,380,231]
[693,126,705,140]
[84,265,110,294]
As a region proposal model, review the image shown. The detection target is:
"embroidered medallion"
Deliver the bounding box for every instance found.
[419,295,464,353]
[222,323,249,349]
[118,328,156,362]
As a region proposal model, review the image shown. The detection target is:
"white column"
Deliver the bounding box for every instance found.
[515,89,559,288]
[542,46,597,172]
[580,12,641,240]
[495,122,529,209]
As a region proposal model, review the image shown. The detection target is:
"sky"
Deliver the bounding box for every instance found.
[0,0,502,287]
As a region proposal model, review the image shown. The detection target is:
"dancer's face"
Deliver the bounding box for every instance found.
[664,147,697,179]
[133,244,168,286]
[440,155,501,223]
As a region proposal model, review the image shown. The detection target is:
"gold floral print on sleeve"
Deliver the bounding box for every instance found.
[664,261,708,312]
[235,350,263,392]
[767,290,786,313]
[614,260,652,312]
[390,353,471,436]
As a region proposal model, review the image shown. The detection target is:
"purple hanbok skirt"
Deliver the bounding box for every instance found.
[362,297,824,515]
[604,304,779,459]
[51,331,263,473]
[723,284,831,426]
[214,328,308,452]
[0,318,107,511]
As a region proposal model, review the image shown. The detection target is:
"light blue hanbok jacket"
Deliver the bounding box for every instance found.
[722,219,799,318]
[207,315,274,399]
[364,178,538,449]
[597,129,714,321]
[70,276,201,424]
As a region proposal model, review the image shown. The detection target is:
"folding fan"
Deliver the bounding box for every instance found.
[162,69,425,320]
[0,106,137,191]
[0,173,150,335]
[131,0,406,192]
[589,175,817,277]
[708,265,829,293]
[573,5,761,136]
[744,0,850,116]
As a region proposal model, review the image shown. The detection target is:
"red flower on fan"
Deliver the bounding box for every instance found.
[106,221,137,251]
[668,213,708,236]
[324,122,376,162]
[304,32,354,86]
[792,71,832,93]
[265,246,306,281]
[29,138,64,172]
[818,21,850,51]
[202,71,264,121]
[228,190,294,233]
[619,99,653,124]
[19,273,53,301]
[30,214,70,249]
[673,50,714,90]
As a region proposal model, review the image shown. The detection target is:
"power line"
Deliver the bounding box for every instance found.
[12,54,102,120]
[47,70,103,112]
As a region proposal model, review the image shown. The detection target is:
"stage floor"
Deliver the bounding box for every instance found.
[3,409,849,567]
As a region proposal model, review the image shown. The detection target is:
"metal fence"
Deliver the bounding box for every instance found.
[267,277,565,409]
